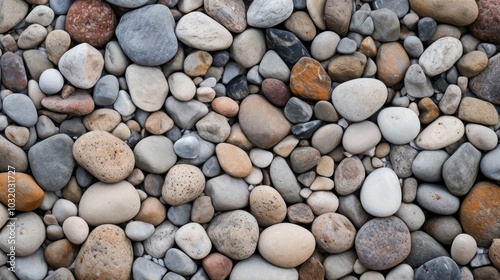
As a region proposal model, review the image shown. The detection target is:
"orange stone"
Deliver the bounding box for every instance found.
[202,252,233,280]
[418,97,440,124]
[359,36,377,57]
[460,181,500,247]
[290,57,332,101]
[376,42,410,87]
[215,143,252,178]
[0,172,44,211]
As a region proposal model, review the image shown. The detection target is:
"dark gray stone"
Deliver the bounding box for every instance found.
[470,53,500,105]
[60,118,86,138]
[404,36,424,58]
[75,165,93,188]
[292,120,322,139]
[202,155,220,178]
[372,0,409,18]
[226,75,249,100]
[390,144,418,178]
[164,248,197,277]
[423,215,463,246]
[433,75,449,93]
[405,231,450,268]
[349,11,374,35]
[418,17,437,42]
[133,257,167,280]
[266,28,310,68]
[212,51,230,67]
[3,94,37,127]
[165,125,182,143]
[442,142,482,196]
[338,194,371,229]
[415,256,460,280]
[167,204,192,227]
[115,4,178,66]
[284,97,313,124]
[293,0,306,9]
[93,75,119,106]
[370,8,400,42]
[416,183,460,215]
[134,108,150,128]
[28,134,75,191]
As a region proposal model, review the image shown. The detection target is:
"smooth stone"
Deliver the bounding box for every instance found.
[442,142,481,196]
[270,156,303,203]
[415,116,465,150]
[378,107,420,144]
[207,210,259,260]
[355,217,411,270]
[323,250,357,279]
[205,174,249,211]
[162,164,205,206]
[229,29,265,68]
[390,144,418,178]
[0,212,45,257]
[312,213,356,253]
[175,222,211,259]
[184,50,213,77]
[311,31,340,61]
[15,248,48,280]
[337,37,357,54]
[75,225,133,280]
[466,124,498,151]
[17,24,48,49]
[409,0,479,26]
[290,147,321,173]
[167,72,195,102]
[376,42,410,86]
[202,253,233,280]
[38,69,63,95]
[216,143,252,177]
[290,57,332,101]
[116,4,177,66]
[460,181,500,247]
[404,64,434,98]
[417,17,437,42]
[350,10,374,36]
[481,146,500,181]
[291,120,322,139]
[79,180,140,226]
[191,195,215,224]
[470,0,500,44]
[258,223,315,268]
[204,0,246,33]
[44,238,78,269]
[143,221,177,258]
[202,156,221,178]
[168,203,192,226]
[173,136,200,159]
[23,51,55,86]
[45,30,71,64]
[113,90,135,116]
[104,41,130,76]
[28,134,74,191]
[62,216,89,245]
[226,75,249,100]
[165,97,209,130]
[457,51,489,77]
[327,53,367,82]
[394,203,426,231]
[331,78,387,122]
[386,264,414,280]
[284,11,317,41]
[418,37,463,76]
[230,255,299,280]
[176,11,232,51]
[258,51,291,82]
[334,157,365,196]
[178,131,215,166]
[2,93,37,127]
[415,256,460,280]
[247,0,293,28]
[0,0,29,33]
[250,185,287,226]
[0,172,43,211]
[324,0,352,36]
[126,64,168,112]
[41,90,95,116]
[132,257,167,280]
[370,8,400,42]
[439,84,462,114]
[451,234,477,265]
[360,167,402,217]
[412,150,449,182]
[287,203,315,224]
[373,0,409,18]
[416,183,460,215]
[406,231,450,268]
[266,28,311,68]
[134,136,176,174]
[83,108,121,132]
[52,198,77,224]
[489,239,500,270]
[342,121,382,154]
[125,221,155,242]
[58,43,103,89]
[404,36,424,57]
[424,216,463,246]
[311,124,343,154]
[73,130,135,183]
[1,52,28,92]
[249,149,274,169]
[458,97,499,126]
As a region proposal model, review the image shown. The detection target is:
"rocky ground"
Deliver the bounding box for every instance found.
[0,0,500,279]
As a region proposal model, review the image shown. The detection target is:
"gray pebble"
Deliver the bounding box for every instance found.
[416,183,460,215]
[163,272,186,280]
[480,145,500,181]
[191,268,209,280]
[292,120,322,139]
[35,115,58,139]
[372,0,409,18]
[52,198,77,224]
[293,0,306,9]
[164,97,209,130]
[135,108,150,128]
[406,231,449,268]
[350,10,374,35]
[337,37,358,54]
[423,215,463,246]
[143,221,178,259]
[258,50,290,82]
[178,131,215,166]
[403,36,424,58]
[133,242,144,257]
[202,155,221,178]
[126,221,156,241]
[75,165,93,188]
[14,248,47,280]
[446,66,459,84]
[199,77,217,88]
[417,17,437,42]
[442,142,481,196]
[165,125,182,143]
[60,118,86,138]
[477,43,496,58]
[50,0,74,15]
[205,174,249,211]
[164,248,197,277]
[370,8,400,42]
[222,61,244,84]
[270,156,302,203]
[144,173,164,197]
[173,135,200,159]
[389,144,418,178]
[213,83,227,97]
[133,257,167,280]
[93,75,119,106]
[412,150,449,182]
[3,94,38,127]
[212,51,230,67]
[54,15,66,30]
[404,64,434,98]
[167,204,192,226]
[284,97,313,123]
[45,268,75,280]
[337,194,371,229]
[246,65,263,85]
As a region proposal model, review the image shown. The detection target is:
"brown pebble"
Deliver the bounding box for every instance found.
[418,97,440,124]
[134,197,166,226]
[287,203,315,224]
[41,90,95,116]
[145,111,174,135]
[202,252,233,280]
[458,97,499,126]
[261,78,291,107]
[62,176,82,204]
[44,239,78,269]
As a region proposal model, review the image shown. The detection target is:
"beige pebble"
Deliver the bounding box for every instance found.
[216,143,253,178]
[145,111,174,135]
[226,123,254,150]
[196,86,216,102]
[162,164,206,206]
[134,197,166,226]
[273,135,300,158]
[211,96,239,117]
[458,97,499,126]
[250,185,287,226]
[5,125,30,146]
[111,122,131,141]
[83,108,122,132]
[316,155,334,177]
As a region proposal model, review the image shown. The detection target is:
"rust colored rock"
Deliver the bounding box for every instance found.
[460,181,500,247]
[202,252,233,280]
[418,97,440,124]
[376,42,410,87]
[0,172,44,211]
[65,0,116,48]
[290,57,332,101]
[470,0,500,44]
[41,90,95,116]
[359,36,377,58]
[0,52,27,92]
[261,78,291,107]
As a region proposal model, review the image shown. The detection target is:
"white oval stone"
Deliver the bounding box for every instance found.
[465,123,498,151]
[79,181,141,226]
[377,107,420,144]
[0,212,45,257]
[415,116,465,150]
[168,72,196,102]
[175,222,212,260]
[419,37,463,76]
[342,121,382,154]
[62,216,89,245]
[332,78,388,122]
[247,0,294,28]
[176,11,233,51]
[360,167,402,217]
[58,43,104,89]
[451,233,477,266]
[38,68,64,95]
[249,148,274,168]
[258,223,315,268]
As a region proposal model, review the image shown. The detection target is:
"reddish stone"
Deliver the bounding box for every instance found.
[65,0,116,48]
[290,57,332,101]
[376,42,410,87]
[460,181,500,247]
[202,253,233,280]
[0,52,27,92]
[261,78,291,107]
[41,90,95,116]
[418,97,440,124]
[470,0,500,44]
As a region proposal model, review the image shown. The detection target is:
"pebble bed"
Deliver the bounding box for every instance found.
[0,0,500,279]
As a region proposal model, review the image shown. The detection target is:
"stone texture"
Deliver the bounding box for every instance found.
[376,42,410,86]
[1,52,27,92]
[204,0,246,33]
[290,57,331,101]
[126,64,169,112]
[458,97,499,126]
[266,28,310,68]
[415,256,460,280]
[202,253,233,280]
[470,0,500,44]
[247,0,293,28]
[176,11,233,51]
[409,0,479,26]
[406,231,449,268]
[44,239,78,269]
[312,213,356,253]
[324,0,352,37]
[0,172,43,211]
[418,37,463,76]
[415,116,465,150]
[230,255,299,280]
[327,53,366,82]
[0,0,29,33]
[0,212,45,257]
[470,53,500,105]
[162,164,205,206]
[41,90,95,116]
[442,142,481,196]
[58,43,104,89]
[250,185,287,226]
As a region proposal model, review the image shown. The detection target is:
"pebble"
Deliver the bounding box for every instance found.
[125,221,155,242]
[439,84,462,114]
[167,203,191,226]
[5,124,29,147]
[323,250,356,279]
[410,0,479,26]
[404,64,434,98]
[3,93,38,127]
[143,221,177,258]
[290,57,331,101]
[165,97,209,130]
[134,136,176,174]
[204,0,246,33]
[266,28,311,68]
[0,212,45,257]
[412,150,449,182]
[162,164,205,206]
[457,50,489,77]
[247,0,293,28]
[173,135,200,159]
[250,185,287,226]
[394,203,426,231]
[103,41,130,76]
[284,11,317,41]
[415,116,465,150]
[416,183,460,215]
[423,216,462,246]
[176,11,232,51]
[342,121,381,155]
[132,257,167,280]
[75,225,133,280]
[62,216,89,245]
[415,256,460,280]
[205,174,249,211]
[481,146,500,181]
[418,37,463,76]
[458,97,499,126]
[0,172,43,211]
[175,222,211,259]
[473,266,500,280]
[390,144,418,178]
[470,0,500,44]
[18,24,48,49]
[360,167,402,217]
[191,196,214,224]
[451,233,477,265]
[270,156,303,203]
[442,142,481,196]
[230,255,299,280]
[417,17,437,42]
[184,51,213,77]
[44,238,78,269]
[386,264,414,280]
[0,0,29,33]
[79,181,140,226]
[126,64,169,112]
[370,8,400,42]
[202,253,233,280]
[15,248,48,280]
[116,4,177,66]
[216,143,252,178]
[377,107,420,144]
[327,53,366,82]
[310,31,340,61]
[311,124,343,154]
[312,212,356,253]
[207,210,259,260]
[490,239,500,270]
[83,108,121,131]
[331,78,387,122]
[259,51,291,82]
[196,112,230,143]
[231,28,266,68]
[41,89,95,116]
[58,43,104,89]
[376,42,410,86]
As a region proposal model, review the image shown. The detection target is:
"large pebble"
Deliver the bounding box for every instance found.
[406,231,450,268]
[58,43,104,89]
[465,124,498,151]
[44,238,78,269]
[205,174,249,211]
[376,42,410,86]
[290,57,331,101]
[0,212,45,257]
[125,221,155,242]
[342,121,381,155]
[79,180,140,226]
[334,157,365,195]
[175,223,211,260]
[116,4,177,66]
[0,135,28,172]
[418,37,463,76]
[360,167,401,217]
[73,130,135,183]
[1,52,28,92]
[258,223,315,268]
[370,8,401,42]
[62,216,89,245]
[312,212,356,253]
[249,185,287,226]
[126,64,169,112]
[404,64,434,98]
[2,93,37,127]
[266,28,310,68]
[458,97,499,126]
[270,156,302,203]
[134,136,176,174]
[207,210,259,260]
[416,183,460,215]
[415,116,465,150]
[377,107,420,144]
[331,78,387,122]
[176,11,233,51]
[143,221,177,258]
[355,216,411,270]
[132,257,168,280]
[247,0,293,28]
[481,146,500,181]
[230,255,299,280]
[162,164,205,206]
[0,172,43,211]
[28,134,74,192]
[41,90,95,116]
[204,0,247,33]
[442,142,481,196]
[415,256,460,280]
[451,233,477,265]
[409,0,479,26]
[75,224,133,280]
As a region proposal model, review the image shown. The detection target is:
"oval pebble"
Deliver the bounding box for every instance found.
[377,107,420,144]
[175,223,212,260]
[416,183,460,215]
[360,167,402,217]
[62,216,89,245]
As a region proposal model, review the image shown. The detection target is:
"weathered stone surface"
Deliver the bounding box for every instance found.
[126,64,169,112]
[58,43,104,89]
[162,164,205,206]
[41,90,95,116]
[470,53,500,105]
[176,11,233,51]
[290,57,331,101]
[409,0,479,26]
[1,52,27,92]
[470,0,500,44]
[205,0,246,33]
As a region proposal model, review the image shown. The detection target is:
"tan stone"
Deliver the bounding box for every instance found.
[250,185,287,226]
[45,30,71,64]
[134,197,166,226]
[44,239,78,269]
[83,108,121,131]
[457,51,488,77]
[145,111,174,135]
[328,53,367,83]
[409,0,479,26]
[216,143,252,178]
[162,164,205,206]
[376,42,410,87]
[458,97,499,126]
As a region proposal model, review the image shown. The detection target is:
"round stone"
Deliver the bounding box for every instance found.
[44,239,78,269]
[258,223,315,268]
[334,157,365,195]
[134,136,177,174]
[451,233,477,265]
[377,107,420,144]
[176,11,233,51]
[168,72,196,102]
[175,222,211,260]
[2,93,38,127]
[125,221,155,242]
[247,0,293,28]
[202,253,233,280]
[38,68,64,95]
[58,43,104,89]
[162,164,205,206]
[376,42,410,86]
[250,185,287,226]
[216,143,252,178]
[312,212,356,253]
[466,124,498,151]
[360,167,402,217]
[355,216,411,270]
[342,121,382,155]
[394,203,426,231]
[62,216,89,245]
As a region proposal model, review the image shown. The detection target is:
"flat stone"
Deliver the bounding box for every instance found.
[410,0,479,26]
[266,28,311,68]
[327,53,366,82]
[41,90,94,116]
[324,0,352,36]
[0,212,45,257]
[58,43,104,89]
[415,116,465,150]
[2,93,37,127]
[405,231,450,268]
[247,0,293,28]
[176,11,232,51]
[360,167,402,217]
[412,150,449,182]
[204,0,246,33]
[17,24,48,50]
[165,97,209,130]
[126,64,168,112]
[83,108,121,132]
[205,174,249,211]
[250,185,287,226]
[290,57,331,101]
[394,203,426,231]
[458,97,499,126]
[415,256,460,280]
[134,136,176,174]
[162,164,205,206]
[418,37,463,76]
[116,4,177,66]
[416,183,460,215]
